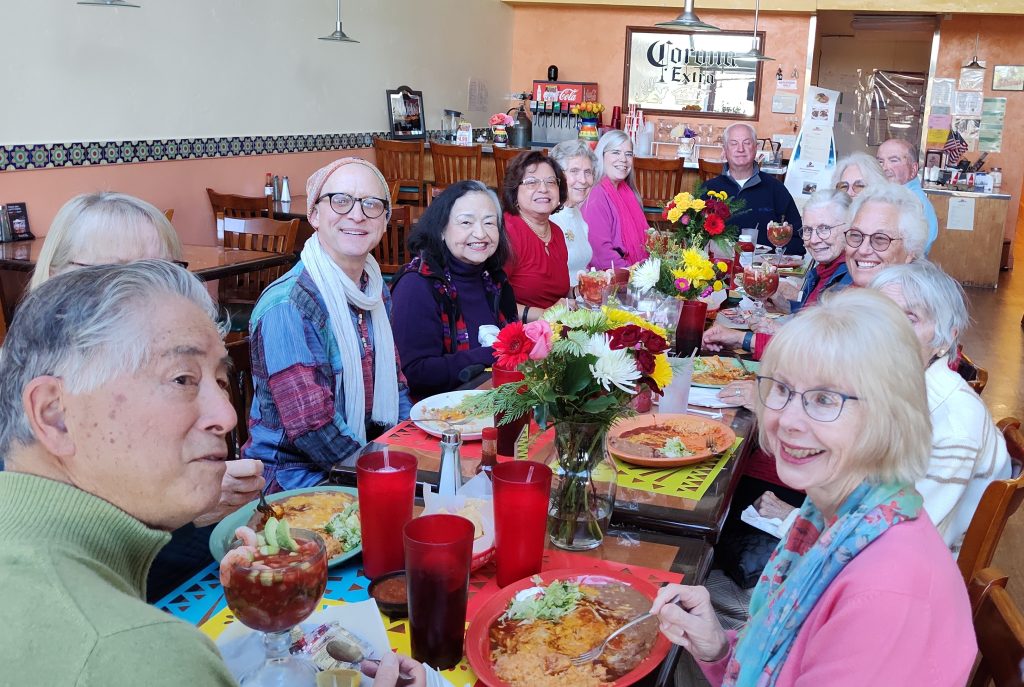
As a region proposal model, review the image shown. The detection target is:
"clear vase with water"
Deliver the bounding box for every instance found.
[545,420,617,551]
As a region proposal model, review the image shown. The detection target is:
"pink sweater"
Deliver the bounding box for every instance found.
[699,515,976,687]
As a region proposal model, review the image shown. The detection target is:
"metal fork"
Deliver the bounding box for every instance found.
[570,612,656,666]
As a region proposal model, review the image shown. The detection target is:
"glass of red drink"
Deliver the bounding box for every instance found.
[742,259,779,320]
[404,514,475,670]
[577,269,612,308]
[357,450,417,580]
[492,364,531,458]
[767,221,793,257]
[492,460,552,587]
[222,529,328,686]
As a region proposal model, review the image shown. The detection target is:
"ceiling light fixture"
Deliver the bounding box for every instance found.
[738,0,774,62]
[656,0,720,32]
[319,0,358,43]
[964,33,984,70]
[77,0,140,7]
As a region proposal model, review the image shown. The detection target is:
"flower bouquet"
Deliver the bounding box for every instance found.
[569,101,605,119]
[469,306,673,549]
[489,113,514,147]
[488,112,514,127]
[662,187,745,254]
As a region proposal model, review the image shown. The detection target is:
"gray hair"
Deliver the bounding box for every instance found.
[549,139,598,172]
[723,122,757,145]
[869,260,969,355]
[593,130,641,200]
[0,260,220,457]
[830,152,888,190]
[802,188,852,217]
[848,182,928,258]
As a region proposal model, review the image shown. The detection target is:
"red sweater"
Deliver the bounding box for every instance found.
[504,213,570,309]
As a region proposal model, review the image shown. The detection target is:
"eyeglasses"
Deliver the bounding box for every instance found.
[834,181,866,193]
[520,177,559,189]
[800,222,845,240]
[316,192,389,219]
[844,229,903,251]
[756,376,859,422]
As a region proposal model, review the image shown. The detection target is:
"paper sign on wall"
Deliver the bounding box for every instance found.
[772,93,798,114]
[947,197,975,231]
[803,86,840,126]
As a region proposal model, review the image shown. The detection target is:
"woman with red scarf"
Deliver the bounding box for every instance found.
[581,130,650,270]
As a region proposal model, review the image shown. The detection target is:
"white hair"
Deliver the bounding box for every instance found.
[723,122,757,145]
[848,182,928,258]
[870,260,969,355]
[802,188,851,217]
[549,139,598,171]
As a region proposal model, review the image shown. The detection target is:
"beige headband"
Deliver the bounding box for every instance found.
[305,157,392,222]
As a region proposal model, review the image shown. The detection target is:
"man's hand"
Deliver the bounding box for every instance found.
[361,652,427,687]
[702,324,745,352]
[192,459,265,527]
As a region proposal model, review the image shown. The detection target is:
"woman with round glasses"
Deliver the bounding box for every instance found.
[549,139,598,292]
[651,288,975,686]
[581,130,650,270]
[845,183,927,287]
[830,152,887,199]
[246,158,411,490]
[501,150,570,321]
[391,181,517,398]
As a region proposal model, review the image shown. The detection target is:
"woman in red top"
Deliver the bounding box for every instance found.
[501,150,570,321]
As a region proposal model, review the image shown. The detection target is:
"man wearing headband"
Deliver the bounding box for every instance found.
[243,158,411,489]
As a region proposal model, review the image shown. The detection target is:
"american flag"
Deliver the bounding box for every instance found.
[943,129,969,166]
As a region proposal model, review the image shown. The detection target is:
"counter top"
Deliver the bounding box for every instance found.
[923,185,1011,200]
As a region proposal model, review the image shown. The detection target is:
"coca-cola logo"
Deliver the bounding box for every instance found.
[556,88,578,101]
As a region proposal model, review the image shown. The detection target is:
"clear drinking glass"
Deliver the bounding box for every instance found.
[742,259,779,320]
[767,221,793,257]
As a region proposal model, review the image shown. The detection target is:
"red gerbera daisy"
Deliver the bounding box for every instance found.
[492,321,531,368]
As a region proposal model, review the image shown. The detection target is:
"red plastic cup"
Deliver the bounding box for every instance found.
[492,461,553,587]
[357,450,417,580]
[404,514,475,670]
[492,365,530,458]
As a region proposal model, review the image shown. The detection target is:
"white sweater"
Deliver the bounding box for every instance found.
[551,205,593,288]
[919,357,1011,553]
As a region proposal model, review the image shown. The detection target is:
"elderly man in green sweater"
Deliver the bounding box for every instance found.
[0,260,238,686]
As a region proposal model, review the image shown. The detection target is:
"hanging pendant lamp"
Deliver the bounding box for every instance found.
[738,0,774,62]
[656,0,720,32]
[77,0,140,7]
[964,34,984,69]
[319,0,358,43]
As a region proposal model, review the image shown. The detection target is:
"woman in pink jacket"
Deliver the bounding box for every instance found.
[651,288,975,687]
[580,130,649,269]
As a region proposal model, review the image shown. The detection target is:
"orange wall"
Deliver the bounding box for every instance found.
[510,6,812,148]
[2,149,373,246]
[935,14,1024,244]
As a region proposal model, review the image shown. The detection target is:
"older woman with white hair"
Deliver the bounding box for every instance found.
[872,261,1011,552]
[549,139,597,288]
[651,289,975,686]
[830,152,887,199]
[844,182,927,287]
[581,130,649,269]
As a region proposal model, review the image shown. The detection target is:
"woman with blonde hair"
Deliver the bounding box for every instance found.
[31,191,183,290]
[581,130,649,269]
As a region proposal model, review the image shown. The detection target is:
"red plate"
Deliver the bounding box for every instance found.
[465,568,671,687]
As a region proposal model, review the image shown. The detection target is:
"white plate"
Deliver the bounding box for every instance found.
[410,389,493,441]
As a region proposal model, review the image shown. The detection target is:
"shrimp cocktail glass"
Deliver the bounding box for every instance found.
[742,258,779,321]
[766,220,793,257]
[220,518,328,686]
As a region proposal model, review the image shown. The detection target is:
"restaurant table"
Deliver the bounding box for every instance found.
[156,523,710,687]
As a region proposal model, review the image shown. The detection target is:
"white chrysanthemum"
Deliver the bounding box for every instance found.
[590,346,641,394]
[631,258,661,293]
[586,332,611,358]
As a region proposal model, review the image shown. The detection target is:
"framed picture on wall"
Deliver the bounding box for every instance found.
[386,86,426,140]
[992,65,1024,91]
[623,26,765,120]
[925,149,944,168]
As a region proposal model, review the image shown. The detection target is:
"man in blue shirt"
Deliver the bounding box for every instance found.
[705,123,804,255]
[876,138,938,254]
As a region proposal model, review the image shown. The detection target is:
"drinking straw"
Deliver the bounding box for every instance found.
[689,347,699,358]
[383,445,390,469]
[526,464,535,482]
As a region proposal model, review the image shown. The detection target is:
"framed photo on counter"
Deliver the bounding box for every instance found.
[386,85,426,140]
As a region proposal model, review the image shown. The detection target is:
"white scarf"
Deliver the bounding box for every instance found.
[300,234,399,442]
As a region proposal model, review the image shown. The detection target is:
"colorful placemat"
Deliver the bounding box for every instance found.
[377,419,554,460]
[614,438,743,500]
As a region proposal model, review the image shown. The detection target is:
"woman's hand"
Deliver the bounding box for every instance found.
[649,584,730,663]
[702,324,745,352]
[755,491,798,520]
[718,380,755,410]
[193,459,265,527]
[361,652,427,687]
[750,316,777,335]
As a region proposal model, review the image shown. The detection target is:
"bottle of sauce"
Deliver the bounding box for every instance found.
[477,427,498,477]
[264,173,273,198]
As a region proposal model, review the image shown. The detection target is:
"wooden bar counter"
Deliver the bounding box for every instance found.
[925,187,1011,288]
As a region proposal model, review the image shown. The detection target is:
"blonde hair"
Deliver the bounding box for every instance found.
[756,288,932,486]
[830,152,887,190]
[31,192,183,291]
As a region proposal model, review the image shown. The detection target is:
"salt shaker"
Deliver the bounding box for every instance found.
[438,429,464,496]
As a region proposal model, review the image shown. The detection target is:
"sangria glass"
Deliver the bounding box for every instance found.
[767,221,794,257]
[577,269,612,309]
[742,259,779,320]
[222,529,329,686]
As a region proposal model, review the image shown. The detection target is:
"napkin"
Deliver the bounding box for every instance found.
[740,504,799,539]
[688,386,744,409]
[477,325,500,347]
[422,471,496,558]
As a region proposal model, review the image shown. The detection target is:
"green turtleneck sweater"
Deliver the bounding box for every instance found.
[0,472,237,687]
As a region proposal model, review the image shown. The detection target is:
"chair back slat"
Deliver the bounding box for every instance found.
[372,205,412,275]
[634,157,687,222]
[374,137,426,205]
[959,351,990,395]
[220,216,299,304]
[493,147,529,196]
[697,159,724,183]
[207,188,273,224]
[969,567,1024,687]
[429,143,483,202]
[225,336,254,459]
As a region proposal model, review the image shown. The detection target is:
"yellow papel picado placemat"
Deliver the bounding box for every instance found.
[614,438,743,500]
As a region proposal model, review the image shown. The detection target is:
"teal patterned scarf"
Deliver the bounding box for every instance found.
[725,480,923,686]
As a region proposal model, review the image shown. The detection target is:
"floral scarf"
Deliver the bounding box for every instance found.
[724,480,923,686]
[396,255,512,352]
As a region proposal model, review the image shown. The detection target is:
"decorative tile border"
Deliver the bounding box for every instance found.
[0,128,489,171]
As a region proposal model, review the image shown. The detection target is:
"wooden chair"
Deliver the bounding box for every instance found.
[956,417,1024,584]
[633,157,687,224]
[163,208,174,221]
[219,216,299,315]
[968,567,1024,687]
[225,336,254,460]
[428,142,482,204]
[697,158,724,183]
[372,205,412,277]
[493,146,527,195]
[206,188,273,224]
[374,137,426,206]
[959,351,990,395]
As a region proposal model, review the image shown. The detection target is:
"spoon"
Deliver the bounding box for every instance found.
[325,639,414,682]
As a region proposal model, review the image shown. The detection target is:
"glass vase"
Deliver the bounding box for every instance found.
[545,421,617,551]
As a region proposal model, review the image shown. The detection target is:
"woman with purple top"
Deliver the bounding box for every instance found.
[391,181,517,399]
[581,130,650,269]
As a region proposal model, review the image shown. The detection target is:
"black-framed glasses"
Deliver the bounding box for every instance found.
[834,181,866,194]
[800,222,845,240]
[756,375,859,422]
[845,229,903,251]
[520,177,559,189]
[316,192,389,219]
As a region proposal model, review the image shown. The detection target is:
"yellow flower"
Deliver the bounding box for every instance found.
[708,190,729,201]
[651,353,673,390]
[713,280,724,291]
[603,307,668,340]
[666,206,683,223]
[716,261,729,272]
[673,191,693,206]
[690,199,706,212]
